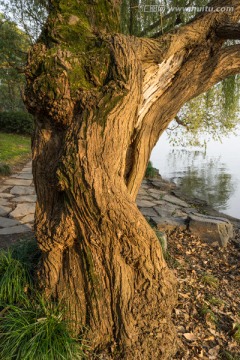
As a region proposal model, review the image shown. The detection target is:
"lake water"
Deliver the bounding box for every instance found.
[151,130,240,219]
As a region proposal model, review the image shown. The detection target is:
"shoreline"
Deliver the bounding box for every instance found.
[139,172,240,247]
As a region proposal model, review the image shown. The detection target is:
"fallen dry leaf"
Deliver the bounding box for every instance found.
[183,332,197,341]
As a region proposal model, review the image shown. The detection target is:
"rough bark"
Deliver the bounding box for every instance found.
[24,0,240,358]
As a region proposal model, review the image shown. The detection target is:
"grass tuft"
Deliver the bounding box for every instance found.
[199,303,217,324]
[206,296,225,307]
[11,237,40,274]
[220,350,240,360]
[0,240,87,359]
[0,163,11,176]
[0,251,32,306]
[233,323,240,345]
[0,300,86,360]
[201,273,219,289]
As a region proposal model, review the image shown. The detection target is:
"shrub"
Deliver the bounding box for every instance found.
[0,111,33,135]
[145,161,159,178]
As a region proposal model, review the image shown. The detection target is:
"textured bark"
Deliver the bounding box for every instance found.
[24,0,240,358]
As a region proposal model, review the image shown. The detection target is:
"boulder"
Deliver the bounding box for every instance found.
[188,213,233,247]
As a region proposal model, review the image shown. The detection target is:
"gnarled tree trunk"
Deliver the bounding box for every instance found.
[24,0,240,358]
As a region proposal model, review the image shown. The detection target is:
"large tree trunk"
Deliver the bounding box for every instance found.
[26,33,178,359]
[24,0,240,358]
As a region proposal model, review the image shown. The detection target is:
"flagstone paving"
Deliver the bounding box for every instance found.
[0,161,35,236]
[0,163,236,248]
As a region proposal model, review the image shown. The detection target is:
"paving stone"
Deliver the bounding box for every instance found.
[141,184,150,189]
[137,199,156,208]
[0,206,12,216]
[20,167,32,173]
[162,194,189,208]
[0,198,10,206]
[148,179,163,188]
[184,208,198,213]
[4,179,32,186]
[137,195,154,202]
[20,214,35,223]
[11,195,37,203]
[156,217,187,231]
[0,186,10,193]
[10,186,35,196]
[154,200,165,205]
[154,204,180,217]
[0,216,19,228]
[171,208,188,219]
[148,188,167,197]
[0,193,14,198]
[149,193,163,200]
[15,173,33,180]
[139,207,158,218]
[9,203,36,218]
[137,188,149,196]
[0,224,32,235]
[150,179,176,190]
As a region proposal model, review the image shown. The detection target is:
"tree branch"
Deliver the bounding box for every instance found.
[175,115,190,130]
[194,45,240,96]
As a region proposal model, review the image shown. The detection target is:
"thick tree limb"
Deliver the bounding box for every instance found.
[198,44,240,93]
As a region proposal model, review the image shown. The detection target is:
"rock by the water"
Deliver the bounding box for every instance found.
[188,213,233,247]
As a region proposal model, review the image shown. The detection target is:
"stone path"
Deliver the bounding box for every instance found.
[0,161,36,236]
[0,163,234,247]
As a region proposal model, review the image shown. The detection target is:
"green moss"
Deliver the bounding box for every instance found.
[85,248,102,298]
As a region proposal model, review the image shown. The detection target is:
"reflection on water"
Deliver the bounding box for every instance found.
[165,149,235,211]
[151,131,240,219]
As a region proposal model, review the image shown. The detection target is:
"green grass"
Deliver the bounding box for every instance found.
[201,273,219,289]
[0,250,32,306]
[0,300,86,360]
[0,132,31,173]
[206,296,225,307]
[0,164,11,176]
[233,323,240,345]
[199,303,217,324]
[145,161,159,178]
[220,350,240,360]
[0,240,87,359]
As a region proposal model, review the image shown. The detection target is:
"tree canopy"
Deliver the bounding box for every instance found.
[1,0,239,142]
[0,14,29,111]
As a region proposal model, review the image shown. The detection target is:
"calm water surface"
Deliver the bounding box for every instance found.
[151,131,240,219]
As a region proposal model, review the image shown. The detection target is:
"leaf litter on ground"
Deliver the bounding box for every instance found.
[165,227,240,360]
